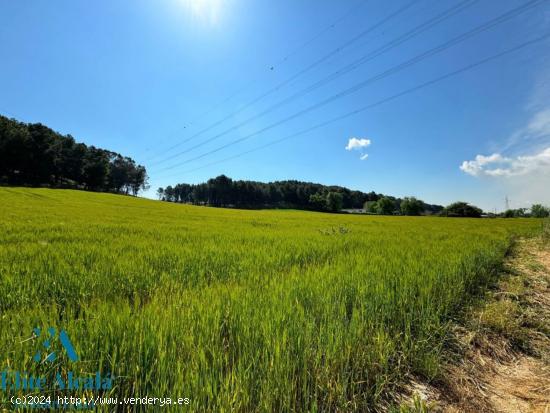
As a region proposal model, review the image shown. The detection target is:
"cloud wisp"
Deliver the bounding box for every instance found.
[345,137,371,160]
[502,107,550,152]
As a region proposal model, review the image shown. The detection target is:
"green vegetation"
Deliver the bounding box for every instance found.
[503,204,550,218]
[308,190,343,212]
[400,197,425,216]
[531,204,550,218]
[0,115,148,194]
[160,175,444,214]
[365,195,396,215]
[503,208,528,218]
[364,196,435,216]
[440,201,482,218]
[0,188,541,411]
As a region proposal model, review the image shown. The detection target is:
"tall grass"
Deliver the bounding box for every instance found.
[0,188,539,411]
[542,217,550,243]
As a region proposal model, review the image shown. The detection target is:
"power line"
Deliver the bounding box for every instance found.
[149,0,477,167]
[142,0,370,161]
[145,0,418,162]
[153,0,545,173]
[272,0,370,68]
[157,33,550,179]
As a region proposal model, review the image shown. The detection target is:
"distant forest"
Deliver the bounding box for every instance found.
[0,115,148,195]
[159,175,444,214]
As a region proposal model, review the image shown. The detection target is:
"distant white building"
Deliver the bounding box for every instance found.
[342,208,366,214]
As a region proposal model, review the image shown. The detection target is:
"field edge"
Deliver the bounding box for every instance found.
[396,236,550,412]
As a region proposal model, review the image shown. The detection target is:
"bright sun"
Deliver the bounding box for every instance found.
[182,0,223,24]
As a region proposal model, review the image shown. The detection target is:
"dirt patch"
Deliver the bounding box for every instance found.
[399,238,550,413]
[535,249,550,270]
[487,357,549,413]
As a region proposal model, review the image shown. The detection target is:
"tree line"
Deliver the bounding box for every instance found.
[159,179,549,218]
[437,203,550,218]
[0,115,149,195]
[158,175,444,214]
[363,198,485,217]
[366,198,550,218]
[501,205,550,218]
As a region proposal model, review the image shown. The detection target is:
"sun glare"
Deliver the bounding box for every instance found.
[182,0,224,24]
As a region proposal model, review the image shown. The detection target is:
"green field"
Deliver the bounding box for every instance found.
[0,188,540,411]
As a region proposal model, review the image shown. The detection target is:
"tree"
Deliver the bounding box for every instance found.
[364,200,378,214]
[309,192,327,211]
[0,116,32,184]
[174,183,192,203]
[377,197,395,215]
[326,191,343,212]
[0,115,148,195]
[64,141,87,185]
[83,147,109,191]
[531,204,549,218]
[27,123,57,185]
[400,197,424,216]
[503,208,528,218]
[164,186,175,202]
[441,202,482,218]
[207,175,233,206]
[108,154,130,193]
[157,187,164,200]
[130,166,149,196]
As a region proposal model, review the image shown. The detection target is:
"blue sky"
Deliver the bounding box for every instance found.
[1,0,549,211]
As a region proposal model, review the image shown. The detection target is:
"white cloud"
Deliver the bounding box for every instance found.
[460,153,508,176]
[463,64,550,208]
[345,137,371,151]
[460,147,550,177]
[463,107,550,179]
[345,137,371,160]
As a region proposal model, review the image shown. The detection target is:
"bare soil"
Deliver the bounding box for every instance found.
[400,238,550,413]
